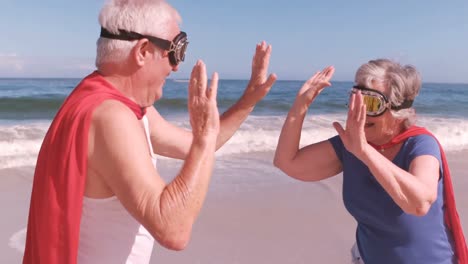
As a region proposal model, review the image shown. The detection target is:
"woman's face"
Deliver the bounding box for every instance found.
[362,82,403,145]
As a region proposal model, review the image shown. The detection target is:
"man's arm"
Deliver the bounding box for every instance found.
[88,61,220,250]
[148,41,277,159]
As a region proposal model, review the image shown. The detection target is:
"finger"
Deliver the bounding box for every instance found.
[310,82,331,98]
[189,60,201,100]
[299,72,319,94]
[353,90,364,122]
[324,66,335,81]
[333,122,345,140]
[265,43,272,61]
[253,41,270,78]
[318,66,334,86]
[310,71,320,81]
[208,72,219,101]
[348,90,356,112]
[251,42,263,67]
[313,67,332,86]
[198,60,208,97]
[347,92,357,127]
[355,91,364,121]
[316,81,332,92]
[261,43,272,75]
[257,41,269,55]
[320,65,333,76]
[305,81,331,101]
[309,70,322,83]
[314,68,327,82]
[359,104,367,129]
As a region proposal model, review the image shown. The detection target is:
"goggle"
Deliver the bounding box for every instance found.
[351,86,413,117]
[100,27,188,66]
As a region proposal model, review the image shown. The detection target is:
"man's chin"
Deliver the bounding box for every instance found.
[154,92,163,102]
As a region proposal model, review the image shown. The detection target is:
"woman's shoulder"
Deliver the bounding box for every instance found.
[404,133,441,159]
[406,134,439,148]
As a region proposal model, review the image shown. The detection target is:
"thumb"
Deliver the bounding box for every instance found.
[333,122,345,140]
[261,73,277,90]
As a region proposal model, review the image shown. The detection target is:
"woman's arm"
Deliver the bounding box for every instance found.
[274,67,342,181]
[361,149,439,216]
[333,91,439,216]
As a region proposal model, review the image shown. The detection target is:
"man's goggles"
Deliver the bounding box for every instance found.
[351,85,413,117]
[100,27,188,66]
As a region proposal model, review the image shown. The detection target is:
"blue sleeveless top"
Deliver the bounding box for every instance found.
[329,134,455,264]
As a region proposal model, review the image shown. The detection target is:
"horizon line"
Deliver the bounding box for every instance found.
[0,77,466,85]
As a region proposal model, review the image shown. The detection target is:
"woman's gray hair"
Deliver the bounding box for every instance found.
[95,0,181,69]
[354,59,422,128]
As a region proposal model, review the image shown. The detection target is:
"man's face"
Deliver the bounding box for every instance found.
[147,21,182,103]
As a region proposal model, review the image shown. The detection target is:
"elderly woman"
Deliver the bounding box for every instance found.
[274,60,467,264]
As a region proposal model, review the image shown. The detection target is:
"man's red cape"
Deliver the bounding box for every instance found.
[23,72,145,264]
[377,126,468,263]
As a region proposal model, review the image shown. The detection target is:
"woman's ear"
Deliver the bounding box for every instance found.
[392,116,406,131]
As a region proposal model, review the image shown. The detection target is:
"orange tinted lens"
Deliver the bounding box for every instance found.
[363,95,382,113]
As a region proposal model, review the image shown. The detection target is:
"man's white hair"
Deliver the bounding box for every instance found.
[95,0,182,68]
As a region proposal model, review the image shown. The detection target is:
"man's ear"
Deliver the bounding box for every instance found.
[132,39,151,67]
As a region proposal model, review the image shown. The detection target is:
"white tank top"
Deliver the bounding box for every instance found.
[78,116,157,264]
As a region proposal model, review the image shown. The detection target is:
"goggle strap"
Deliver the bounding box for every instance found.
[100,27,143,41]
[391,100,413,110]
[99,27,172,51]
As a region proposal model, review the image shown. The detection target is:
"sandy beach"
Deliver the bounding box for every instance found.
[1,150,467,263]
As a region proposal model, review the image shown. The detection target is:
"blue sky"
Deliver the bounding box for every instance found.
[1,0,467,83]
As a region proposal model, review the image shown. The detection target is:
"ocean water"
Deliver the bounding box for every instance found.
[1,77,468,170]
[2,77,468,258]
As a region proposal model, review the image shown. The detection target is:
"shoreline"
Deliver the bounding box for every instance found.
[1,150,467,263]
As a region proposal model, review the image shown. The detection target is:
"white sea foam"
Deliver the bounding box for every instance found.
[1,115,467,169]
[0,123,48,169]
[417,116,468,152]
[204,114,468,155]
[8,228,26,254]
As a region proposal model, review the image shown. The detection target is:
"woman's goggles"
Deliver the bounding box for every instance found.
[351,86,413,117]
[100,27,188,66]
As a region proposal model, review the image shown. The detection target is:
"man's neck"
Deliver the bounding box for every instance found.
[98,68,141,106]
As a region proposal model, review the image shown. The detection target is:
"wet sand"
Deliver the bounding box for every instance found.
[1,151,467,263]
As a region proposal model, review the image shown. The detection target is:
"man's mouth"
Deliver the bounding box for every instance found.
[365,122,375,128]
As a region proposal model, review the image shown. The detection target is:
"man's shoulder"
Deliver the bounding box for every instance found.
[92,99,140,125]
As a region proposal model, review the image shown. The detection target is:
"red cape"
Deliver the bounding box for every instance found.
[374,126,468,263]
[23,72,145,264]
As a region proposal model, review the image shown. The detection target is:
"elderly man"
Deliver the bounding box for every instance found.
[23,0,276,263]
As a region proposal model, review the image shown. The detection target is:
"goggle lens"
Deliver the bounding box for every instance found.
[362,94,383,114]
[169,33,188,66]
[351,86,389,117]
